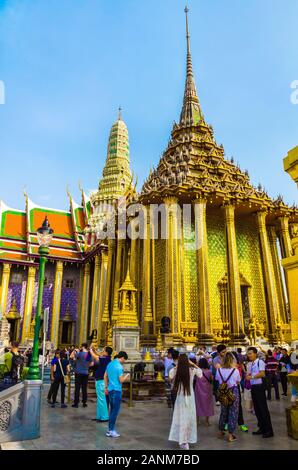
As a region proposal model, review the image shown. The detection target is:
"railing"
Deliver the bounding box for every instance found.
[122,365,166,407]
[0,381,25,443]
[0,378,42,444]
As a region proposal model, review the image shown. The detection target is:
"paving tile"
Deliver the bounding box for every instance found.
[2,389,298,450]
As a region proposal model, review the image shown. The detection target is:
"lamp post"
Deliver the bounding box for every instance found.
[27,216,53,380]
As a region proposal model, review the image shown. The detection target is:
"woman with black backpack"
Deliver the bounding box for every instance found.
[215,352,241,442]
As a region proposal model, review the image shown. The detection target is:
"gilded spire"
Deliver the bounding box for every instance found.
[89,108,133,214]
[180,6,204,126]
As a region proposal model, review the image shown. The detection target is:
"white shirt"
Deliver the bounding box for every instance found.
[248,359,265,385]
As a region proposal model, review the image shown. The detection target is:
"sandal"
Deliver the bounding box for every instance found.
[228,434,237,442]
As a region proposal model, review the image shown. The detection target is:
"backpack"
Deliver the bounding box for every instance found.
[217,369,236,407]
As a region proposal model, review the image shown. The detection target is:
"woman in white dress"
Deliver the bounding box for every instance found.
[168,353,202,450]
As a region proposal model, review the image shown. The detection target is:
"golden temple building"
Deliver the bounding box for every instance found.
[0,8,297,350]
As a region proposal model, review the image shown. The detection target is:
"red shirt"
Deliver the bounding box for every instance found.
[265,356,278,374]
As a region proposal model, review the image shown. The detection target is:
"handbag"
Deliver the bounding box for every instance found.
[58,359,70,385]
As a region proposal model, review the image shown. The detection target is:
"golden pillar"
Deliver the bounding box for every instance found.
[89,254,100,335]
[142,205,153,335]
[256,211,280,339]
[112,238,125,323]
[0,263,11,316]
[268,226,288,323]
[278,216,293,258]
[50,261,63,348]
[164,197,182,336]
[102,239,115,345]
[223,204,244,342]
[79,262,90,344]
[130,217,138,287]
[282,224,298,340]
[193,199,213,343]
[97,250,108,344]
[21,266,37,344]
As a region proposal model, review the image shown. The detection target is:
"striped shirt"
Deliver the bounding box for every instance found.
[265,357,278,374]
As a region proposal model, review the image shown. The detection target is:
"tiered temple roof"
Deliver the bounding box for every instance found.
[0,192,89,264]
[140,8,298,223]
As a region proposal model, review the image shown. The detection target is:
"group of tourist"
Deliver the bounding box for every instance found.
[165,343,298,449]
[47,342,130,438]
[2,338,298,447]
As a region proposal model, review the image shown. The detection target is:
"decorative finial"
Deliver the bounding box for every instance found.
[180,5,204,125]
[185,6,189,36]
[118,105,122,120]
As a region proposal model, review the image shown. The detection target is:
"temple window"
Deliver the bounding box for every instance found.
[10,272,23,284]
[65,279,74,289]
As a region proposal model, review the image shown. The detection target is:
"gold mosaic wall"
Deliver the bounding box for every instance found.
[206,208,227,323]
[154,238,166,322]
[183,221,199,322]
[235,216,267,323]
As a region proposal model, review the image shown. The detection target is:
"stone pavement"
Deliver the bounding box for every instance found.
[1,386,298,450]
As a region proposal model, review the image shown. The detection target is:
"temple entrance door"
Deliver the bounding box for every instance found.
[7,318,20,342]
[59,320,74,348]
[241,285,250,335]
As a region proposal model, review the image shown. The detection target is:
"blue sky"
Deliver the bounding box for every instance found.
[0,0,297,210]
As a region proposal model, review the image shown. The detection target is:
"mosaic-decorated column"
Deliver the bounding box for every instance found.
[164,197,182,335]
[256,211,280,338]
[21,266,37,344]
[102,239,115,343]
[78,262,90,344]
[97,250,108,344]
[0,263,11,317]
[268,226,288,323]
[50,261,63,348]
[129,217,138,287]
[224,204,244,342]
[278,216,293,258]
[193,198,213,344]
[89,254,100,335]
[112,238,125,323]
[142,205,153,335]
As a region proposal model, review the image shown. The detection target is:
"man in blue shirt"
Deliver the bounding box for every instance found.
[89,346,113,422]
[104,351,129,438]
[70,343,92,408]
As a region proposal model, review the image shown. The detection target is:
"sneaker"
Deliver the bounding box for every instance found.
[106,431,112,437]
[51,404,55,408]
[216,401,220,406]
[179,443,189,450]
[109,430,120,438]
[239,425,248,432]
[83,403,88,408]
[72,404,79,408]
[61,404,67,409]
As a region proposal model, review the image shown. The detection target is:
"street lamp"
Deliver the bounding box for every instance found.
[27,216,53,380]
